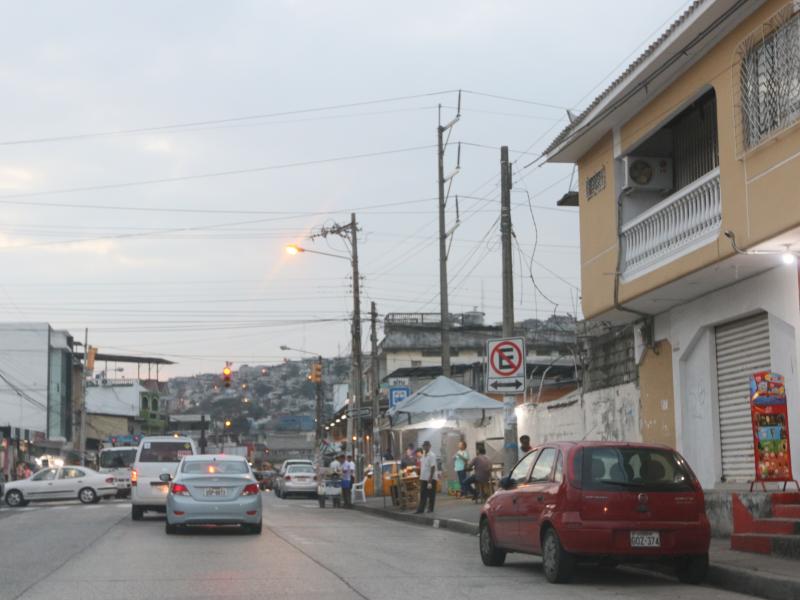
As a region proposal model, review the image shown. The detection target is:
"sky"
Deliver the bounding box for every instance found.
[0,0,693,377]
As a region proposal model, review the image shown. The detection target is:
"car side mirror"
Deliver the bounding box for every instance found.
[499,476,514,490]
[158,473,172,483]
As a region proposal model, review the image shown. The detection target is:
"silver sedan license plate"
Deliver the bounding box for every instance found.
[204,487,227,497]
[630,531,660,548]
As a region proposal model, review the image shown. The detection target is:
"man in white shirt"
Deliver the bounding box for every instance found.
[415,441,438,514]
[329,454,343,477]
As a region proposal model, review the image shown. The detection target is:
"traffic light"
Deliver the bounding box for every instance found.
[223,366,232,388]
[309,361,322,383]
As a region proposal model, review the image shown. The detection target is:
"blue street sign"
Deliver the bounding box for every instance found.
[389,386,411,408]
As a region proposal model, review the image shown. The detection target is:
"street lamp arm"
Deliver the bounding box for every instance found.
[285,245,350,262]
[280,345,319,356]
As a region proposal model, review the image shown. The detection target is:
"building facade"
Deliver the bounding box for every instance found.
[547,0,800,489]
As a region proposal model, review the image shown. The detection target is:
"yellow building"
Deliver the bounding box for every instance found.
[547,0,800,489]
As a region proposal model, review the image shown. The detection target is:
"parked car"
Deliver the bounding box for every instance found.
[478,441,710,584]
[4,466,117,506]
[165,454,262,534]
[274,459,313,497]
[131,435,197,521]
[276,464,317,498]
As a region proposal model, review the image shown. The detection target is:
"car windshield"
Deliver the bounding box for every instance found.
[138,441,193,463]
[288,465,314,474]
[100,449,136,468]
[580,446,694,492]
[182,460,249,474]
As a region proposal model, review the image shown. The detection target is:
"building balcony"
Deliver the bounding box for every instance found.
[620,167,721,280]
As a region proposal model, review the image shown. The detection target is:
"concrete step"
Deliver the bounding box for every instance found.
[751,518,800,535]
[732,533,800,560]
[774,504,800,519]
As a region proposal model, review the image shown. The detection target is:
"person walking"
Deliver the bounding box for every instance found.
[454,441,470,497]
[463,446,492,501]
[341,454,356,508]
[415,441,438,514]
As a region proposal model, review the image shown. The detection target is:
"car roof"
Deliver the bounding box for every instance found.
[531,441,674,451]
[139,436,194,442]
[183,454,246,462]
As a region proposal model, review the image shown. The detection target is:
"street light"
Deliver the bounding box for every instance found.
[285,213,364,477]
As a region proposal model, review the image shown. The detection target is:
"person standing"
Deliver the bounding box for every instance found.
[519,435,533,456]
[341,454,356,507]
[454,441,470,497]
[415,441,438,514]
[400,444,416,468]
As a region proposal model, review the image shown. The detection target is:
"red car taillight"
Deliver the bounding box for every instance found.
[284,475,291,481]
[131,469,138,486]
[242,483,259,496]
[170,483,190,496]
[105,477,115,484]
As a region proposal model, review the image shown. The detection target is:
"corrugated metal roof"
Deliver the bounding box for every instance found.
[544,0,705,157]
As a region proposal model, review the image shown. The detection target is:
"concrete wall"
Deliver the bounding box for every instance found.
[639,340,677,447]
[656,264,800,489]
[0,323,50,433]
[582,327,637,392]
[515,382,641,447]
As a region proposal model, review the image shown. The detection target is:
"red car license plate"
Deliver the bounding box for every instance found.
[630,531,660,548]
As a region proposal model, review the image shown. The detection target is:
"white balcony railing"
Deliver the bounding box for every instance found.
[620,167,721,280]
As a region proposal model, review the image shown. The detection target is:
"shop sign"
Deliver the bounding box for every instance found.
[750,371,794,484]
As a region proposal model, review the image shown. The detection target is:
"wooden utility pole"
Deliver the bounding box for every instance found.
[500,146,518,474]
[350,213,363,473]
[80,328,88,466]
[437,94,461,377]
[315,355,323,448]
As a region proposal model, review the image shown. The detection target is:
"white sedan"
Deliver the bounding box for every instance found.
[4,466,118,507]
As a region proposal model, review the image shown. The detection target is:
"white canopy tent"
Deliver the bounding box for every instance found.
[387,376,502,430]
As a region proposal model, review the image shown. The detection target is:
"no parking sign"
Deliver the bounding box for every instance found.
[486,337,526,393]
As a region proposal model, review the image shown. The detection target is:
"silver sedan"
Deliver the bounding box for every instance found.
[165,455,262,534]
[279,464,318,497]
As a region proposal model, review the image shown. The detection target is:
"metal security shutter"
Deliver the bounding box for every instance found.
[715,312,771,482]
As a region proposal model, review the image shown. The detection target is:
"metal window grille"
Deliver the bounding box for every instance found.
[585,167,606,199]
[669,91,719,190]
[736,2,800,152]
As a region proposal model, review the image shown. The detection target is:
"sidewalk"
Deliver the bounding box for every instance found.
[354,494,800,600]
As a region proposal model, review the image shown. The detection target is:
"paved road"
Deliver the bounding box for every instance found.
[1,493,753,600]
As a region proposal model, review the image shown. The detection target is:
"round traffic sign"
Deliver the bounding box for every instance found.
[490,340,523,376]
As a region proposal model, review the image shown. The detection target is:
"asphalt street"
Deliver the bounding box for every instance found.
[0,493,756,600]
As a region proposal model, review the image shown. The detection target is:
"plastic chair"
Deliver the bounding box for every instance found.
[352,476,368,503]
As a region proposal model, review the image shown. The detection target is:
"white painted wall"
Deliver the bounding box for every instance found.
[385,350,481,375]
[656,265,800,489]
[0,323,50,433]
[515,383,641,448]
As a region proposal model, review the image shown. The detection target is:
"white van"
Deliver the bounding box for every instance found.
[98,446,137,498]
[131,436,197,520]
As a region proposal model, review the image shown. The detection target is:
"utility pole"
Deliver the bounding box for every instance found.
[199,414,207,454]
[437,93,461,377]
[315,355,323,449]
[311,213,363,476]
[370,301,381,495]
[80,328,88,466]
[500,145,518,474]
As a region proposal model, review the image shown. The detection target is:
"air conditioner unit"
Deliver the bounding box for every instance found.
[622,156,673,193]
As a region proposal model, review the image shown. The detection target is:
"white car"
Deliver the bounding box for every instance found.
[131,435,197,521]
[98,446,137,498]
[274,459,313,497]
[4,466,117,507]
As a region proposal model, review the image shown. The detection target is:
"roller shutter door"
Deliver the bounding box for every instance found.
[715,312,771,482]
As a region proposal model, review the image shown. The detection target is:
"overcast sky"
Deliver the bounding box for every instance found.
[0,0,691,377]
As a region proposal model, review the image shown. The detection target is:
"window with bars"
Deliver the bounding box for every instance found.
[585,166,606,199]
[740,8,800,149]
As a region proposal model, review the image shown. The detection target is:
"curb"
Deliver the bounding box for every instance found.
[352,503,478,536]
[352,503,797,600]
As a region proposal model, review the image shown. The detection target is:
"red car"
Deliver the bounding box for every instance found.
[479,441,710,584]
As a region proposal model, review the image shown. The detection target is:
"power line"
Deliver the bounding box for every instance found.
[462,90,568,111]
[0,144,435,203]
[0,91,459,146]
